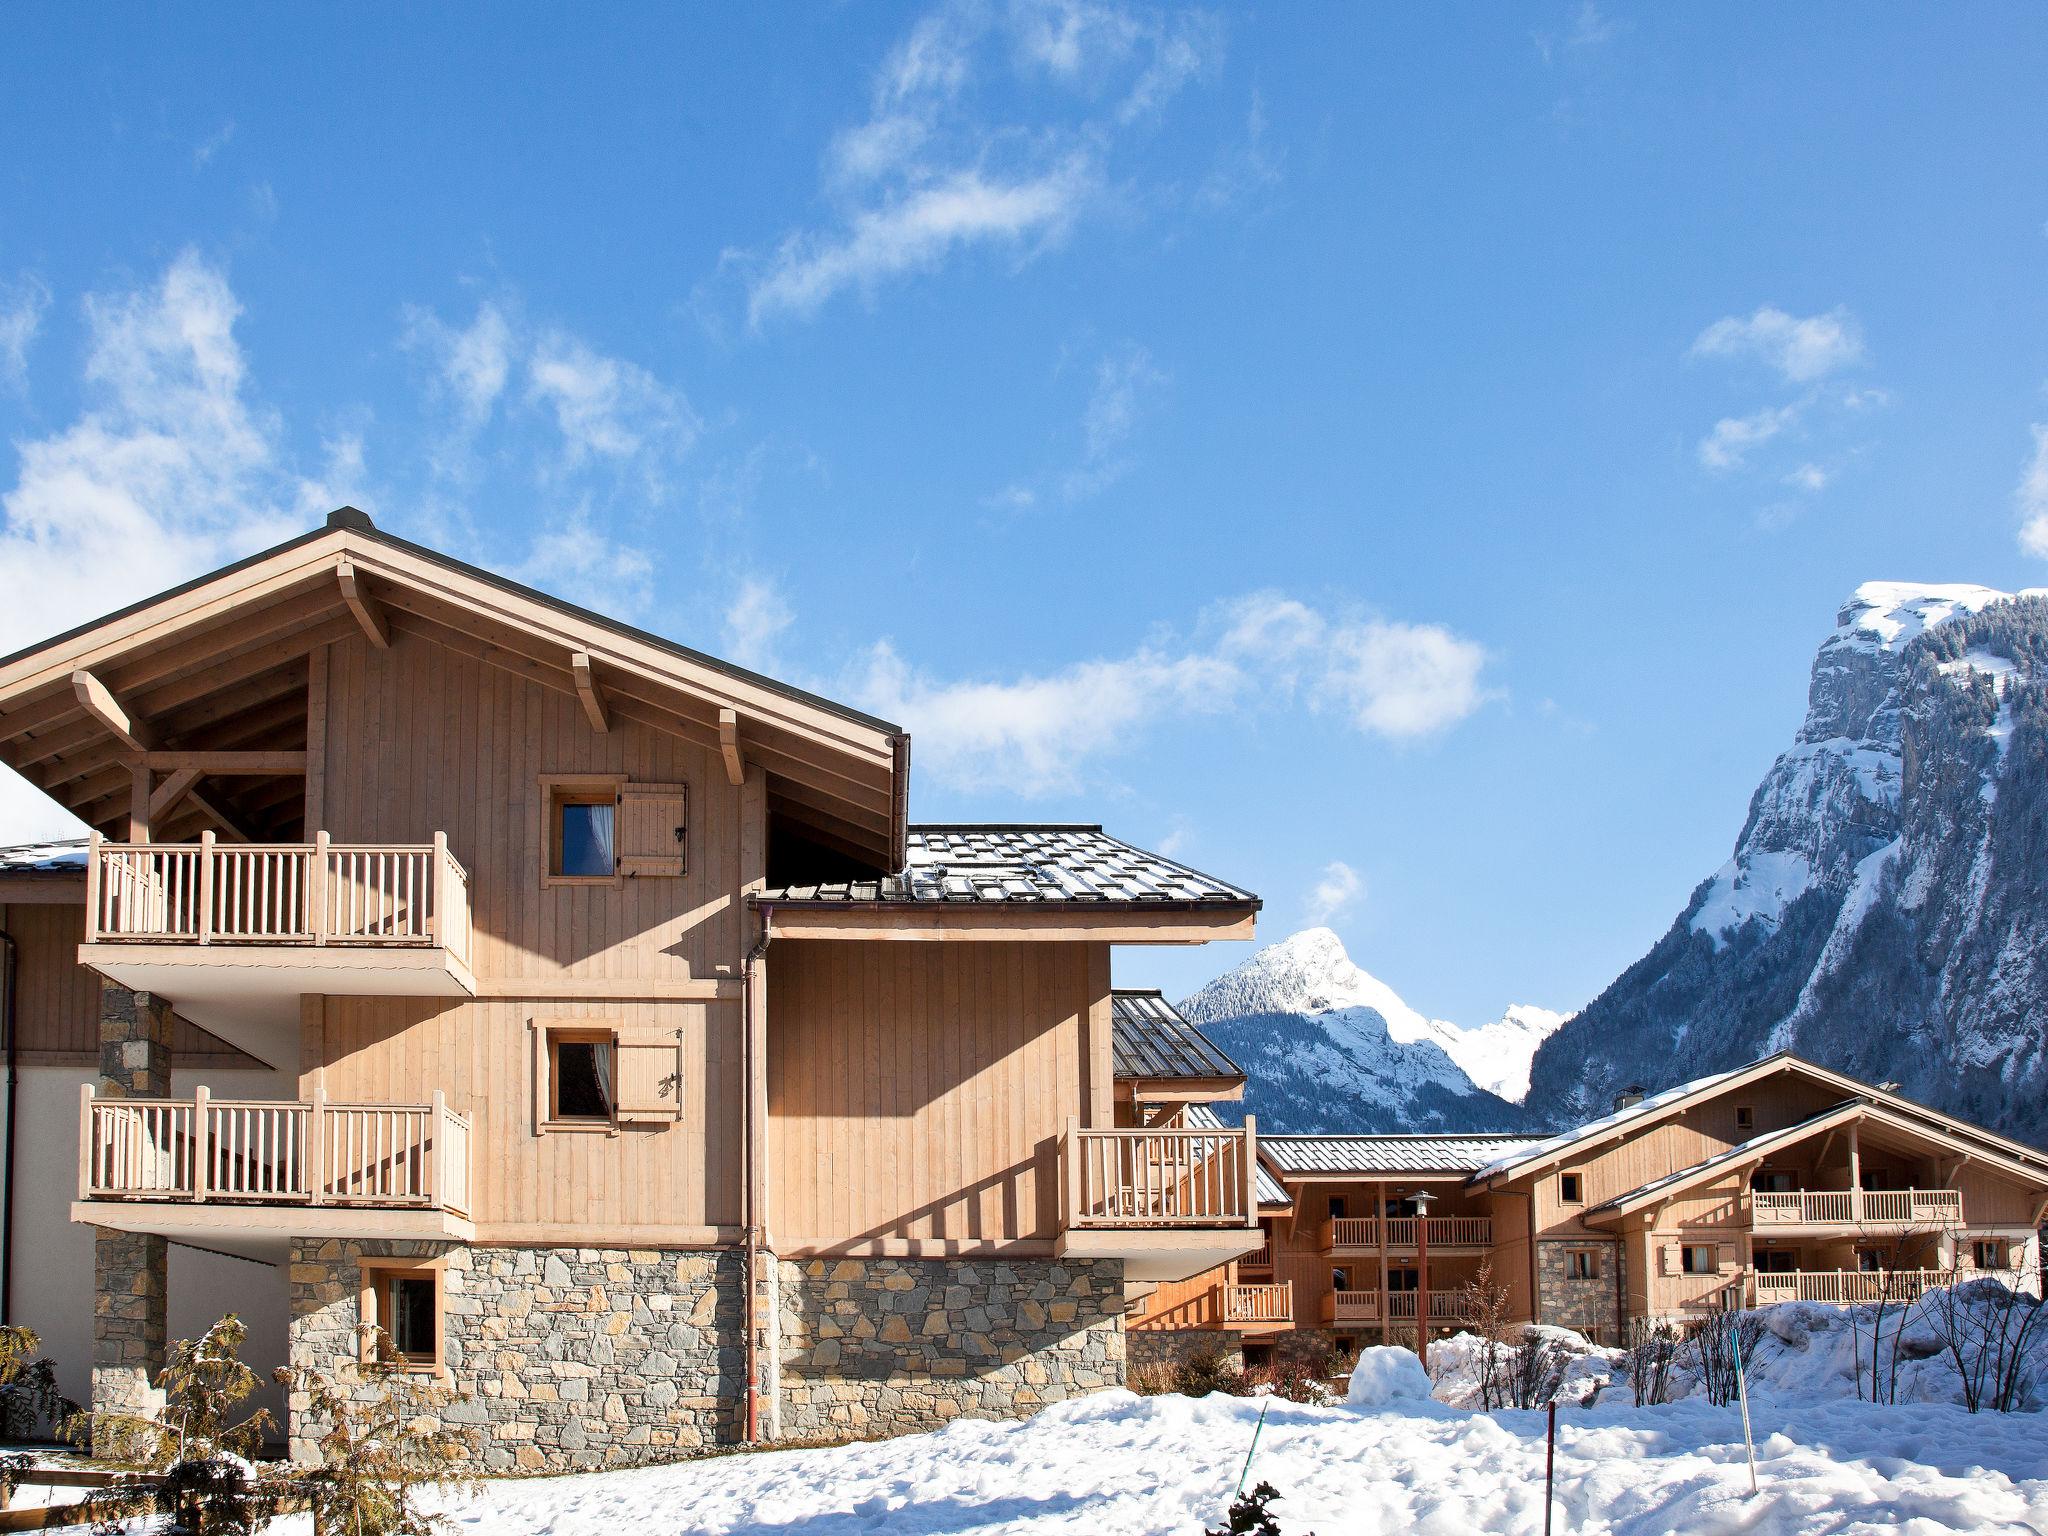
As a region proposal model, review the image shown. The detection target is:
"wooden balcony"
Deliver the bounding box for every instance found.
[79,833,476,1067]
[74,1086,475,1256]
[1321,1215,1494,1253]
[1224,1282,1292,1327]
[1237,1242,1275,1276]
[1323,1290,1381,1324]
[1057,1120,1263,1282]
[1751,1268,1956,1306]
[1385,1290,1465,1321]
[1750,1189,1963,1231]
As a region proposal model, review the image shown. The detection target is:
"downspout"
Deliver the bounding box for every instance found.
[741,903,774,1444]
[1,919,18,1325]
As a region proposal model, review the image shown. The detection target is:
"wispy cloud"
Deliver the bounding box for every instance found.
[502,510,656,617]
[2018,424,2048,559]
[1062,341,1167,499]
[193,119,237,169]
[1697,402,1800,470]
[723,575,795,671]
[1691,305,1865,383]
[0,274,50,393]
[853,589,1492,794]
[403,300,514,430]
[735,1,1222,326]
[1306,860,1363,925]
[527,328,698,473]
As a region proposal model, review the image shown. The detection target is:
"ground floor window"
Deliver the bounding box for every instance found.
[1753,1250,1796,1273]
[360,1261,443,1371]
[1973,1239,2008,1270]
[1565,1248,1601,1280]
[1680,1244,1718,1276]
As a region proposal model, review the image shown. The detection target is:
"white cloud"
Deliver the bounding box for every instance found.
[748,162,1093,325]
[193,120,236,169]
[1697,403,1799,470]
[503,511,656,617]
[2018,424,2048,559]
[1784,462,1830,493]
[1690,305,1865,383]
[1061,341,1166,499]
[1306,860,1363,924]
[737,1,1220,326]
[403,301,514,428]
[0,274,50,393]
[527,328,698,468]
[723,576,795,671]
[853,590,1492,794]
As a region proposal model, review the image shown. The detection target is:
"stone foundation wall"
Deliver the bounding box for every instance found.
[1126,1327,1240,1377]
[778,1257,1124,1441]
[286,1240,745,1471]
[1536,1240,1622,1343]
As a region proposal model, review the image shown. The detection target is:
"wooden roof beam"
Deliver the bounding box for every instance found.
[572,651,610,734]
[140,750,307,775]
[70,669,156,752]
[719,707,745,787]
[336,561,390,649]
[149,767,204,821]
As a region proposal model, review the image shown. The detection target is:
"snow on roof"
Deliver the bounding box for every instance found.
[1110,990,1243,1082]
[1472,1059,1763,1181]
[0,838,88,873]
[761,825,1259,907]
[1262,1133,1542,1177]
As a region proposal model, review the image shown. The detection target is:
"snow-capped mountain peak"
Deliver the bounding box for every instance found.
[1179,928,1567,1128]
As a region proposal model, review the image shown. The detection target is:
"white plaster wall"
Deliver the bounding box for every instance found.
[0,1063,296,1433]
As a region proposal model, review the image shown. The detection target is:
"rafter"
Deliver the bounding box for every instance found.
[336,560,391,649]
[719,707,745,788]
[71,669,155,751]
[571,651,610,733]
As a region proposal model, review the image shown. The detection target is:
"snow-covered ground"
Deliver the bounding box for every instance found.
[402,1386,2048,1535]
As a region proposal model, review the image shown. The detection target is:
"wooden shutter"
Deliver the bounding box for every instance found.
[614,1028,683,1123]
[1716,1245,1738,1275]
[1660,1243,1680,1277]
[619,782,687,877]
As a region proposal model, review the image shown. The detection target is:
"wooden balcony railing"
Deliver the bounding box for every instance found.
[1224,1283,1292,1324]
[1062,1118,1256,1229]
[1237,1243,1275,1274]
[1751,1268,1956,1305]
[1323,1290,1381,1324]
[84,832,472,967]
[1321,1216,1494,1250]
[1750,1189,1963,1227]
[1386,1290,1465,1321]
[80,1086,472,1216]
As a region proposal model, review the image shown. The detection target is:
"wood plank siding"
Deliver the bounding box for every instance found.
[767,938,1112,1249]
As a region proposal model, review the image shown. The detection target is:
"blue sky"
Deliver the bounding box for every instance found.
[3,4,2046,1023]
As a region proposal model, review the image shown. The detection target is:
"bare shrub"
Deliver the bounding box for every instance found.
[1921,1255,2048,1413]
[1625,1318,1680,1407]
[1684,1309,1767,1407]
[1453,1262,1515,1411]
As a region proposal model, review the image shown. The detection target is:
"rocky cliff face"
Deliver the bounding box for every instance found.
[1178,927,1561,1133]
[1525,582,2048,1141]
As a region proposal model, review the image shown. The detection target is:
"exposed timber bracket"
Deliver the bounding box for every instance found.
[719,707,745,787]
[71,669,156,752]
[572,651,611,733]
[149,767,204,821]
[337,560,391,649]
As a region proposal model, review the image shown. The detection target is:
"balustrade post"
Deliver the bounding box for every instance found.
[196,832,215,946]
[1242,1114,1258,1227]
[309,1086,327,1205]
[312,831,330,946]
[83,832,102,941]
[431,1090,446,1205]
[77,1083,94,1200]
[430,832,448,946]
[1064,1116,1081,1229]
[191,1085,210,1202]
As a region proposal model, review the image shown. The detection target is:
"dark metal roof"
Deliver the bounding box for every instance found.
[1262,1133,1544,1177]
[759,825,1260,907]
[1111,990,1243,1082]
[0,838,88,873]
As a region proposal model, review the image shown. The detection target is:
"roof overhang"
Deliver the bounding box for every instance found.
[0,869,85,905]
[759,901,1258,944]
[0,510,907,865]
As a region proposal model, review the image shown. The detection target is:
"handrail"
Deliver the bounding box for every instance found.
[1751,1189,1964,1226]
[1223,1282,1292,1323]
[1323,1215,1493,1249]
[84,832,472,968]
[1749,1267,1978,1305]
[1323,1290,1382,1323]
[79,1086,471,1217]
[1063,1119,1256,1228]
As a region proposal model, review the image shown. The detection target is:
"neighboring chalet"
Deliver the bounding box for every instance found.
[0,510,1267,1469]
[1130,1045,2048,1365]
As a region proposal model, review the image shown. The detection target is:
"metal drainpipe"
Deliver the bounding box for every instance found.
[1,922,18,1326]
[741,903,774,1444]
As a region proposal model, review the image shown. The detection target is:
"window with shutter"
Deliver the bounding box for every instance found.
[619,782,687,877]
[1660,1243,1680,1276]
[614,1029,684,1122]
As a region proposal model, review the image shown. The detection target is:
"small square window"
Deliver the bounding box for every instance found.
[550,1030,616,1123]
[1567,1249,1600,1280]
[1735,1105,1754,1132]
[1681,1245,1718,1276]
[1973,1240,2006,1270]
[540,775,626,885]
[361,1264,442,1371]
[1559,1172,1583,1205]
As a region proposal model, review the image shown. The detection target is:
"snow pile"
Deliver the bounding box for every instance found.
[391,1384,2048,1535]
[1344,1345,1433,1405]
[1426,1326,1621,1410]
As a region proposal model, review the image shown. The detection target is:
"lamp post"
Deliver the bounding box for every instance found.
[1410,1188,1436,1370]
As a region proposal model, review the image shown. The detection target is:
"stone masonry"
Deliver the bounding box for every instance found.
[1536,1239,1623,1343]
[287,1240,746,1471]
[91,983,175,1434]
[778,1256,1124,1441]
